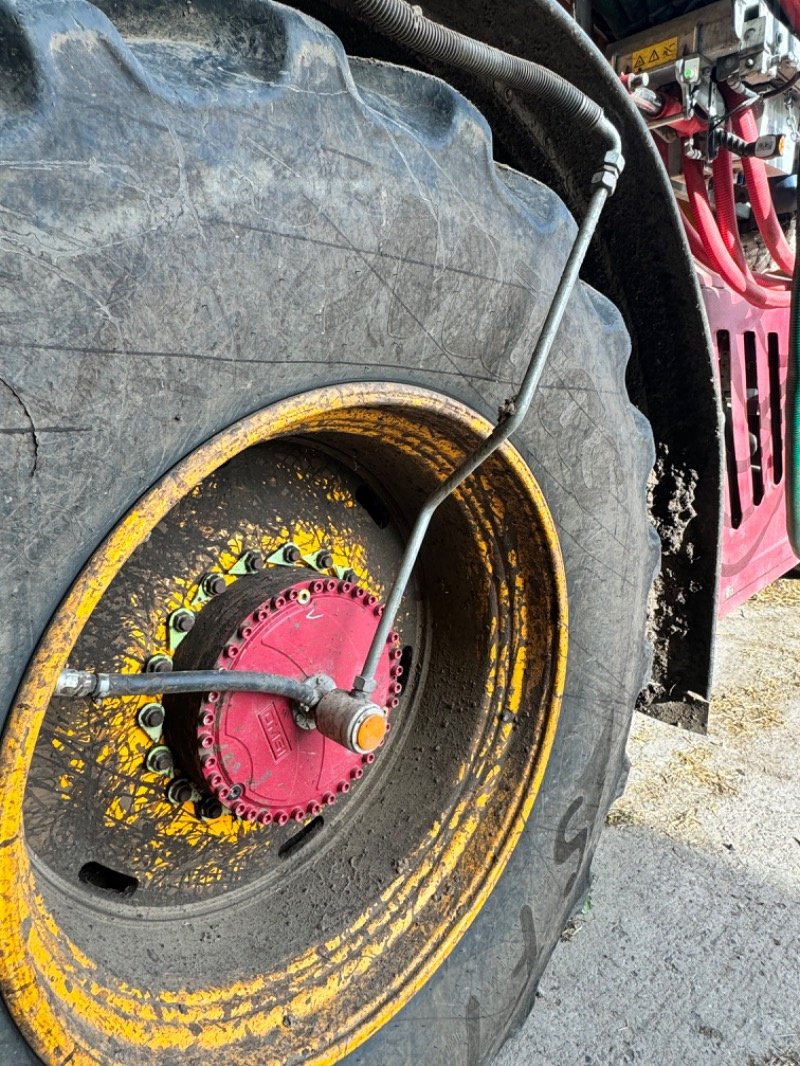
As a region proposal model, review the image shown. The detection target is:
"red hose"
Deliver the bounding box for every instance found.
[712,148,748,269]
[681,211,710,265]
[684,158,747,290]
[684,158,790,307]
[731,106,795,275]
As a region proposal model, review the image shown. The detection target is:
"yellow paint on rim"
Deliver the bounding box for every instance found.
[0,383,567,1065]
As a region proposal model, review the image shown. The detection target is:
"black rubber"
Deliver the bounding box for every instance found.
[0,1,657,1062]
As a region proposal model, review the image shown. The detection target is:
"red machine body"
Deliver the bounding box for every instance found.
[699,267,800,614]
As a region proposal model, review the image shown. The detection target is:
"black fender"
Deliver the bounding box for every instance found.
[290,0,723,727]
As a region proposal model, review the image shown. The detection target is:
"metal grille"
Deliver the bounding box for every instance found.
[700,271,799,615]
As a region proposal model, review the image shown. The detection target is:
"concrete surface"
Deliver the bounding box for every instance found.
[496,578,800,1066]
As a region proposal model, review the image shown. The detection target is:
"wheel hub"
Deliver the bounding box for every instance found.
[164,570,400,825]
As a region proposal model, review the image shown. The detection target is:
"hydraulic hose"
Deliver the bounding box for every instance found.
[684,159,790,308]
[712,148,791,307]
[341,0,621,155]
[731,106,795,276]
[713,148,748,269]
[685,158,747,291]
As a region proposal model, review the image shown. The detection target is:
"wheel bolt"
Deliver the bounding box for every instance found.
[167,778,194,805]
[343,569,358,583]
[243,550,264,573]
[171,609,195,633]
[138,703,165,730]
[147,746,173,774]
[283,544,301,563]
[198,796,223,820]
[316,549,333,570]
[202,572,227,597]
[145,654,173,673]
[228,783,243,801]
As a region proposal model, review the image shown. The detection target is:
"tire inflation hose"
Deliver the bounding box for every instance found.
[340,0,620,154]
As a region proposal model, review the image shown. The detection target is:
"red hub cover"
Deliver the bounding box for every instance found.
[164,572,401,825]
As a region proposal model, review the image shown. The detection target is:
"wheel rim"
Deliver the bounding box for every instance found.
[0,382,567,1065]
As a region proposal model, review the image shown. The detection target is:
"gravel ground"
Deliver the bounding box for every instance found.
[497,578,800,1066]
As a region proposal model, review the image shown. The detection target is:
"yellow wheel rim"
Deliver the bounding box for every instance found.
[0,382,567,1065]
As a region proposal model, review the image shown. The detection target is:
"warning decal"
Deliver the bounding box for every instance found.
[632,36,678,72]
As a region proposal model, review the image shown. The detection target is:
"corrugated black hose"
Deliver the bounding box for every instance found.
[337,0,621,154]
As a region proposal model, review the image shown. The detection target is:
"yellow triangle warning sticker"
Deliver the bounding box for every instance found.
[631,36,679,73]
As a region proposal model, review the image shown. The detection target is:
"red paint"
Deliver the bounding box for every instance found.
[697,264,800,615]
[196,578,399,823]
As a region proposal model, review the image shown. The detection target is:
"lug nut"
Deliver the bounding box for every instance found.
[316,549,333,570]
[283,544,301,563]
[170,609,195,633]
[145,654,173,674]
[146,746,173,774]
[138,703,165,730]
[343,569,358,583]
[198,796,223,820]
[202,572,227,597]
[167,778,194,805]
[243,550,264,573]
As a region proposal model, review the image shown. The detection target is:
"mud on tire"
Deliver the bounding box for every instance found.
[0,2,657,1063]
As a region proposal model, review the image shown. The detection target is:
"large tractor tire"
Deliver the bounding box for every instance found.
[0,1,657,1063]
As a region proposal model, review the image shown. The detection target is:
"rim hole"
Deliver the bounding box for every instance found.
[79,862,138,897]
[355,484,390,528]
[278,816,324,859]
[398,645,414,693]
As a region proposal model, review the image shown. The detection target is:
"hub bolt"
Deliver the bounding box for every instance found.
[202,572,227,597]
[170,609,195,634]
[145,654,173,674]
[316,549,333,570]
[343,569,358,583]
[242,550,264,573]
[167,778,194,805]
[138,703,165,730]
[283,544,301,564]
